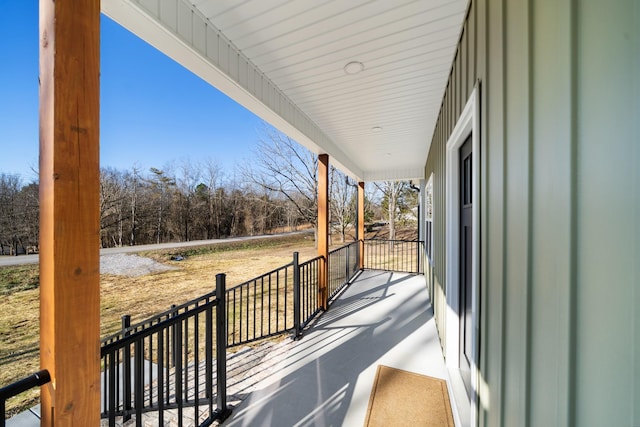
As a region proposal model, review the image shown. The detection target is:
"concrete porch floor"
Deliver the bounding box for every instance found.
[5,270,450,427]
[223,269,449,427]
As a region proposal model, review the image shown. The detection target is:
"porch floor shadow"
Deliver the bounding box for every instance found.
[223,269,448,427]
[6,270,447,427]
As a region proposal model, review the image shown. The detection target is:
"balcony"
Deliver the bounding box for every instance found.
[92,270,447,426]
[3,240,456,427]
[20,1,640,425]
[224,269,447,427]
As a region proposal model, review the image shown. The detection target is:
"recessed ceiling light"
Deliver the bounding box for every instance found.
[344,61,364,75]
[372,126,383,132]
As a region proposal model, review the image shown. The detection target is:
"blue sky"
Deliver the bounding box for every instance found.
[0,2,265,183]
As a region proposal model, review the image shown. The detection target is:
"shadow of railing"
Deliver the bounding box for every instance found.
[97,240,363,426]
[363,239,424,274]
[1,239,422,426]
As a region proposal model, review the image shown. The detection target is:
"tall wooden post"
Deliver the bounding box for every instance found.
[39,0,101,425]
[318,154,329,310]
[358,182,365,270]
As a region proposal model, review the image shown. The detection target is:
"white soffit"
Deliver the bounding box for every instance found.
[102,0,468,182]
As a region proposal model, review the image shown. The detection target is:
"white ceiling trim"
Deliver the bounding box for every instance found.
[102,0,468,183]
[363,167,425,183]
[102,0,365,180]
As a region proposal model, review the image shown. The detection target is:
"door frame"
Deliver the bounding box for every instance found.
[444,84,480,426]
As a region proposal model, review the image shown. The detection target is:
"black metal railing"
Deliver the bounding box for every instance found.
[226,262,295,347]
[363,239,424,274]
[225,250,341,346]
[97,248,345,425]
[0,370,50,427]
[2,239,424,425]
[99,274,230,427]
[328,241,359,300]
[298,255,322,330]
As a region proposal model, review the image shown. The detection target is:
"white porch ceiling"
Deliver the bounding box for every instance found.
[102,0,468,182]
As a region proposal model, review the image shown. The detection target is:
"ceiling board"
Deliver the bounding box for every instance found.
[104,0,468,181]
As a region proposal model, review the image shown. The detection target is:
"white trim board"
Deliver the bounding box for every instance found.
[444,83,480,427]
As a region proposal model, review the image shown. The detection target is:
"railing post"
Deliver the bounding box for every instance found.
[121,315,132,422]
[170,304,178,368]
[215,274,231,421]
[205,303,213,402]
[345,245,350,283]
[134,339,144,423]
[0,370,51,427]
[293,252,302,339]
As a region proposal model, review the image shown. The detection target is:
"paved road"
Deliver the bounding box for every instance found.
[0,230,312,267]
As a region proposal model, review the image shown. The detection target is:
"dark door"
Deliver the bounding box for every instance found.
[459,135,473,398]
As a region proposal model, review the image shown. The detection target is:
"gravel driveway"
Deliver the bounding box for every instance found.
[99,253,177,276]
[0,231,311,268]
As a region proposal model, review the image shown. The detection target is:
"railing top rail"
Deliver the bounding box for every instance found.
[227,261,293,292]
[0,369,50,401]
[328,241,358,256]
[299,255,323,268]
[364,239,423,243]
[101,289,218,344]
[100,299,218,354]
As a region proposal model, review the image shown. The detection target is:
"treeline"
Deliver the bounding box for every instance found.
[1,127,419,252]
[0,174,39,255]
[0,162,313,251]
[99,162,312,247]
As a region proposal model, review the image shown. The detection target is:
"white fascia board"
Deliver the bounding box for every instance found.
[101,0,363,180]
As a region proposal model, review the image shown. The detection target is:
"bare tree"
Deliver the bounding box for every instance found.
[126,166,142,246]
[202,158,223,239]
[4,143,370,251]
[0,174,25,254]
[330,167,356,243]
[99,168,127,247]
[173,159,202,241]
[16,182,39,251]
[0,174,40,254]
[242,126,318,238]
[374,181,411,241]
[148,167,176,244]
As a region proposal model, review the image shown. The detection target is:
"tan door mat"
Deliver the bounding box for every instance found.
[364,365,455,427]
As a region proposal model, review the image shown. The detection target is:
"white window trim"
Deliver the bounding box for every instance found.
[444,84,480,427]
[425,174,434,264]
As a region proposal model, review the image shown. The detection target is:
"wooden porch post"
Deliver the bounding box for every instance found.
[318,154,329,310]
[39,0,101,425]
[358,182,365,270]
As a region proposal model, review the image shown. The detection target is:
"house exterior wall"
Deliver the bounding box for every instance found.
[425,1,639,426]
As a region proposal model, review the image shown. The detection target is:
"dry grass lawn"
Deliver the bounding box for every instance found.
[0,228,417,418]
[0,233,319,418]
[100,234,318,336]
